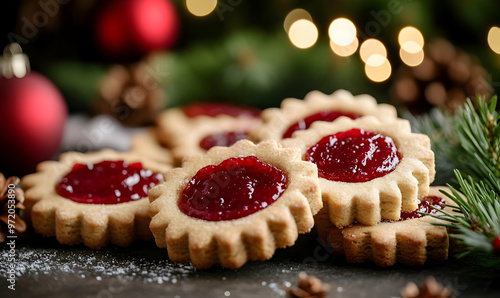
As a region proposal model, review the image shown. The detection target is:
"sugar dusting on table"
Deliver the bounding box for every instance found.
[0,245,194,284]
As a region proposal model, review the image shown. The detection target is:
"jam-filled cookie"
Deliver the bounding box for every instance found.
[250,90,397,142]
[320,187,459,266]
[282,116,435,227]
[156,103,261,165]
[22,150,170,249]
[148,140,322,269]
[130,128,174,165]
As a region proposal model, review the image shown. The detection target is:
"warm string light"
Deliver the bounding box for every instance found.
[360,39,386,63]
[186,0,217,17]
[284,9,318,49]
[283,14,429,82]
[399,27,424,52]
[284,9,312,34]
[488,26,500,54]
[329,18,357,46]
[288,19,318,49]
[327,18,358,57]
[399,48,424,66]
[358,38,391,82]
[365,54,392,82]
[398,26,424,67]
[330,38,358,57]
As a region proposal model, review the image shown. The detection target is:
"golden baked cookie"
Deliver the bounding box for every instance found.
[321,187,459,267]
[282,116,435,227]
[156,103,261,165]
[130,128,174,165]
[250,89,397,142]
[21,149,170,249]
[148,139,322,269]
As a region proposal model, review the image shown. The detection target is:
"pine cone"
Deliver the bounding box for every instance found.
[94,61,166,127]
[0,173,26,242]
[401,276,455,298]
[286,272,330,298]
[391,38,494,114]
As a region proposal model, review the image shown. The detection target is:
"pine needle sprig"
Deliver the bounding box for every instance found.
[428,170,500,257]
[454,96,500,193]
[417,95,500,261]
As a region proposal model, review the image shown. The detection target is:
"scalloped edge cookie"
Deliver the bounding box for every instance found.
[281,116,435,227]
[321,186,460,266]
[130,128,174,165]
[250,89,397,142]
[156,107,261,165]
[21,149,171,249]
[148,139,322,269]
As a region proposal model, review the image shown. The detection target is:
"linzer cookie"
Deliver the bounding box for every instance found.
[148,140,322,269]
[130,128,174,165]
[21,150,170,249]
[281,116,435,227]
[321,187,459,266]
[250,89,397,142]
[156,103,261,165]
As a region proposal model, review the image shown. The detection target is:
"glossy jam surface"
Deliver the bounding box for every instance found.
[399,196,445,220]
[182,103,260,118]
[283,111,360,138]
[306,129,401,182]
[179,156,287,221]
[57,160,162,204]
[199,131,250,151]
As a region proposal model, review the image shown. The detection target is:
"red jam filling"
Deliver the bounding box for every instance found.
[178,156,287,221]
[283,111,360,138]
[182,103,260,118]
[56,160,162,204]
[199,131,250,151]
[306,129,401,183]
[399,196,445,220]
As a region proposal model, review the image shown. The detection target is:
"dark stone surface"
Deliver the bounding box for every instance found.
[1,230,499,298]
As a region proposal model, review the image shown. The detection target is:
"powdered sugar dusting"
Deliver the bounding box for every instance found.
[0,244,194,284]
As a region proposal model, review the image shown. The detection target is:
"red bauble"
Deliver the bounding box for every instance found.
[0,72,67,175]
[95,0,180,59]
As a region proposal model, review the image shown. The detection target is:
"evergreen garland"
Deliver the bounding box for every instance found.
[412,96,500,260]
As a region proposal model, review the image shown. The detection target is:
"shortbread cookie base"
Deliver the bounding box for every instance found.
[250,89,397,142]
[130,128,174,165]
[22,149,170,249]
[320,187,458,267]
[281,116,435,227]
[148,140,322,269]
[157,108,261,165]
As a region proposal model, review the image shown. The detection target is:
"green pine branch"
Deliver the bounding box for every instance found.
[429,171,500,257]
[418,96,500,261]
[454,96,500,193]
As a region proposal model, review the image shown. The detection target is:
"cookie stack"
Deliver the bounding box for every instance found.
[22,90,456,269]
[252,90,455,267]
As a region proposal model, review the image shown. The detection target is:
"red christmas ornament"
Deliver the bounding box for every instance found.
[0,44,67,175]
[94,0,180,59]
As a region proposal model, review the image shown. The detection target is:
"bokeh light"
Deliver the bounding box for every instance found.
[288,19,318,49]
[329,18,357,46]
[360,39,387,63]
[284,9,312,34]
[488,26,500,54]
[400,48,424,66]
[330,37,359,57]
[366,54,386,67]
[365,56,392,82]
[186,0,217,17]
[398,26,424,53]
